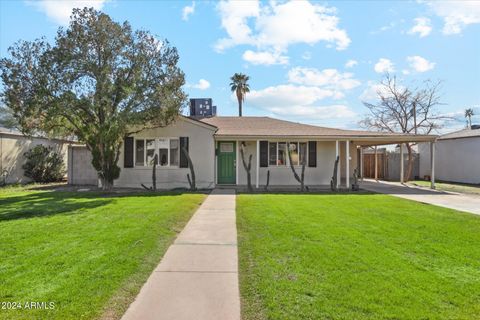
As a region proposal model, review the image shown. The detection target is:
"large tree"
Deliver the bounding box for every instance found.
[230,73,250,117]
[0,8,186,189]
[360,74,446,181]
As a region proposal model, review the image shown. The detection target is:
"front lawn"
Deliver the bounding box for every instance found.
[237,194,480,320]
[0,186,205,320]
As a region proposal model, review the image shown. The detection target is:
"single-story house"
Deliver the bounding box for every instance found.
[0,127,75,184]
[69,106,438,189]
[419,126,480,184]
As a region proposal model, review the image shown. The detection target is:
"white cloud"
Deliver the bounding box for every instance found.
[302,51,312,60]
[287,67,361,96]
[246,66,359,120]
[215,0,260,51]
[427,1,480,34]
[360,81,396,102]
[242,50,289,65]
[408,17,432,37]
[370,21,396,34]
[28,0,106,25]
[215,0,350,65]
[345,59,358,68]
[407,55,435,72]
[182,2,195,21]
[189,79,210,90]
[247,85,355,119]
[248,85,335,107]
[268,104,356,120]
[374,58,395,73]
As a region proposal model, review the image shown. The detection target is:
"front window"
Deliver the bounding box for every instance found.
[135,140,145,166]
[146,139,156,165]
[268,141,308,166]
[269,142,277,165]
[289,142,299,165]
[134,138,180,167]
[157,138,169,166]
[278,142,286,166]
[170,139,179,166]
[299,142,307,165]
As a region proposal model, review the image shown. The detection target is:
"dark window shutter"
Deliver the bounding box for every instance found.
[259,141,268,167]
[124,137,134,168]
[308,141,317,167]
[179,137,189,168]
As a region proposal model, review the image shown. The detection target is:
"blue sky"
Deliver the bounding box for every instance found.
[1,0,479,132]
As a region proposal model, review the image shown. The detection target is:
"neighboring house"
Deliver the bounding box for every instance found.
[0,127,74,184]
[69,100,437,189]
[419,126,480,184]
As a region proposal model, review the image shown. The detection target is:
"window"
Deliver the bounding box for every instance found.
[267,141,308,166]
[289,142,299,165]
[134,138,180,167]
[278,142,286,165]
[220,142,234,152]
[135,140,145,166]
[269,142,277,165]
[299,142,307,165]
[146,139,156,165]
[170,139,179,166]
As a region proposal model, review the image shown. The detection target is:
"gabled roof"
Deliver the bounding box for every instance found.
[439,128,480,140]
[198,116,435,141]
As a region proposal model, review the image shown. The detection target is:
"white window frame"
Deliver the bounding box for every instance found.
[134,137,180,168]
[267,141,309,167]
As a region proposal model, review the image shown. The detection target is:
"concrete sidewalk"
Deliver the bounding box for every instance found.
[122,189,240,320]
[361,180,480,215]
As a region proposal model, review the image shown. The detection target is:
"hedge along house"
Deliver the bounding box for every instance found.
[106,99,439,190]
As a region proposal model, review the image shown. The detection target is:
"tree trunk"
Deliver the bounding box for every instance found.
[240,143,253,192]
[101,176,113,190]
[181,146,196,191]
[286,142,306,191]
[405,143,414,182]
[238,98,243,117]
[152,154,157,191]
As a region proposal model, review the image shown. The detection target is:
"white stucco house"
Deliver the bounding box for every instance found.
[419,126,480,185]
[69,101,438,189]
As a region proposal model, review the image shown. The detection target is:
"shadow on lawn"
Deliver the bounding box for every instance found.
[0,192,113,222]
[0,190,191,222]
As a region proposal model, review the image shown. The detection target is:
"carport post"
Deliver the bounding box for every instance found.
[400,143,404,183]
[374,146,378,181]
[335,140,340,189]
[430,141,436,189]
[360,147,364,181]
[346,140,350,189]
[256,140,260,189]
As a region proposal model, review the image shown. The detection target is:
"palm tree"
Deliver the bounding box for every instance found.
[465,108,474,128]
[230,73,250,117]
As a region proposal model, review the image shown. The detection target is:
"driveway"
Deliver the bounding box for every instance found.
[360,179,480,216]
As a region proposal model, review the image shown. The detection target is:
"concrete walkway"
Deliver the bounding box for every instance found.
[360,179,480,215]
[122,189,240,320]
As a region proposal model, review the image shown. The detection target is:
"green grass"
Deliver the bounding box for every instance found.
[410,180,480,195]
[0,186,205,320]
[237,194,480,320]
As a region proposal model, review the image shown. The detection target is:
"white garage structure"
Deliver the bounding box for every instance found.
[419,127,480,185]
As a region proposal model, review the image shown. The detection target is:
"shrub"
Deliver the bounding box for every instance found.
[22,144,65,183]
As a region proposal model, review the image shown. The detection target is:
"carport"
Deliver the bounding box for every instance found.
[354,134,438,189]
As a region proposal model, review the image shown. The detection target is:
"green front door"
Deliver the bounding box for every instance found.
[217,141,236,184]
